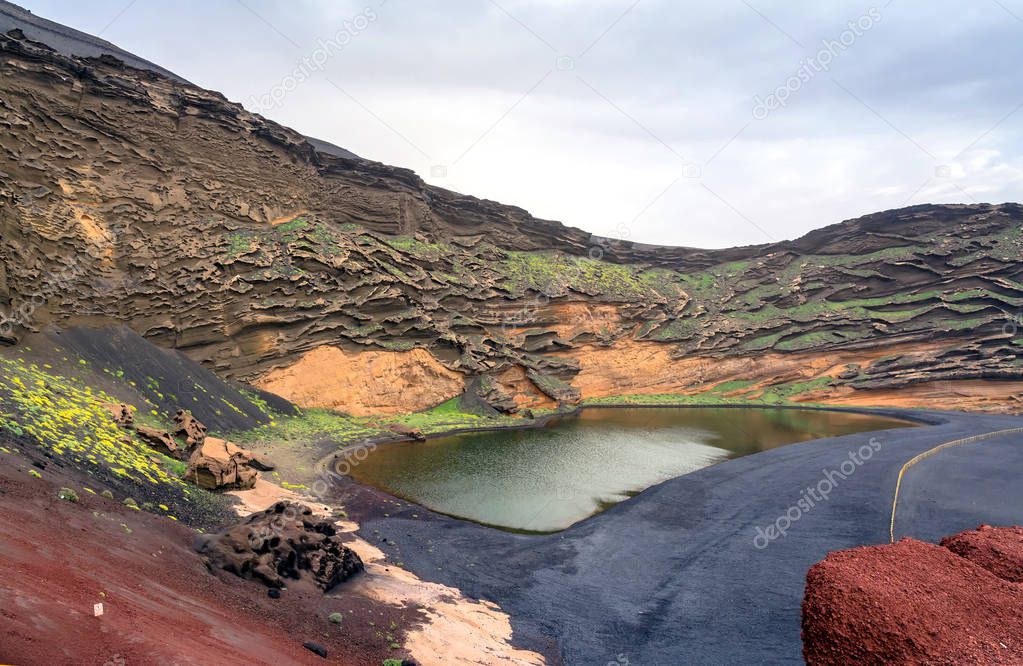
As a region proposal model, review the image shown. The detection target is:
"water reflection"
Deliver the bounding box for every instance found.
[349,407,912,532]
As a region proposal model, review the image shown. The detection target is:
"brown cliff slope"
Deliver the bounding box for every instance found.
[1,28,1021,413]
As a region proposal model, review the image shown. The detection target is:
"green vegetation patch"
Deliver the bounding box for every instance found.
[0,357,187,489]
[383,397,521,434]
[499,251,684,300]
[584,377,832,407]
[227,408,382,447]
[384,236,451,261]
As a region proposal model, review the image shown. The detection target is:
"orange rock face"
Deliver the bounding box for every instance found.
[255,346,465,416]
[821,380,1023,413]
[558,338,1023,413]
[495,365,558,411]
[253,338,1023,416]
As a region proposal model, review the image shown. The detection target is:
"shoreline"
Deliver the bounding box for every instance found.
[314,400,943,480]
[335,406,1023,663]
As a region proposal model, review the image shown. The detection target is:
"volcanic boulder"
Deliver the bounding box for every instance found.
[386,423,426,441]
[195,502,364,591]
[134,425,182,458]
[802,526,1023,665]
[185,437,263,490]
[103,402,135,428]
[104,401,186,458]
[173,409,208,449]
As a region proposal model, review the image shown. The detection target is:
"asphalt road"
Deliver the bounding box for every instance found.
[349,408,1023,665]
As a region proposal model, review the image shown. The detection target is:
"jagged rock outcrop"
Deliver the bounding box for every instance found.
[802,526,1023,665]
[185,437,263,490]
[195,502,364,591]
[135,425,183,458]
[385,424,426,441]
[106,402,209,460]
[464,375,520,414]
[172,409,207,448]
[103,402,134,428]
[0,28,1021,413]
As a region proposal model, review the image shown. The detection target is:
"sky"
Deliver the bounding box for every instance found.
[18,0,1023,248]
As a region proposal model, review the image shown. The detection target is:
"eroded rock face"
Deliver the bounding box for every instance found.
[103,402,134,428]
[0,29,1021,413]
[185,437,260,490]
[172,409,207,448]
[802,526,1023,665]
[463,375,520,414]
[195,502,364,591]
[135,425,182,458]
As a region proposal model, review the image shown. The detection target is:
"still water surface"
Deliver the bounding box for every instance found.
[349,407,913,532]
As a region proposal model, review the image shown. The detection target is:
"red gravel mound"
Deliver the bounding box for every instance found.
[802,528,1023,665]
[941,524,1023,583]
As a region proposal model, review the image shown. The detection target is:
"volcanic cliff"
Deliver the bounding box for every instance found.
[1,26,1021,416]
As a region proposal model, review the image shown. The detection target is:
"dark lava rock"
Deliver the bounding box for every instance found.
[267,588,280,599]
[463,375,518,415]
[387,423,426,441]
[302,642,327,658]
[194,501,364,591]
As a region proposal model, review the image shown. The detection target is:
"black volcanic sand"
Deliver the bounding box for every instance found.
[46,326,297,431]
[336,408,1023,665]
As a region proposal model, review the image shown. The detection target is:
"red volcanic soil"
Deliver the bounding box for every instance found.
[941,524,1023,583]
[0,451,421,665]
[802,527,1023,665]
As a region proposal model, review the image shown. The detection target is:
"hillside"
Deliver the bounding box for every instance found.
[0,26,1021,418]
[2,7,1023,666]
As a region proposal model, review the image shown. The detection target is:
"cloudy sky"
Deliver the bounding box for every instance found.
[20,0,1023,247]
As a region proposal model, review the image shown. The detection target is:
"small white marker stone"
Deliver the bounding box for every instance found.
[94,602,104,617]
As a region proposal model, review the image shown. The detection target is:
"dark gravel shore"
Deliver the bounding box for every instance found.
[343,407,1023,665]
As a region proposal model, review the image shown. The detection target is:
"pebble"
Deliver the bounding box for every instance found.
[302,642,328,658]
[267,588,281,599]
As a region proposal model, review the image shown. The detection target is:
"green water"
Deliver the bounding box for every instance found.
[348,407,913,532]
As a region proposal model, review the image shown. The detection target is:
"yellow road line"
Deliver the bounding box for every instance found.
[889,427,1023,543]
